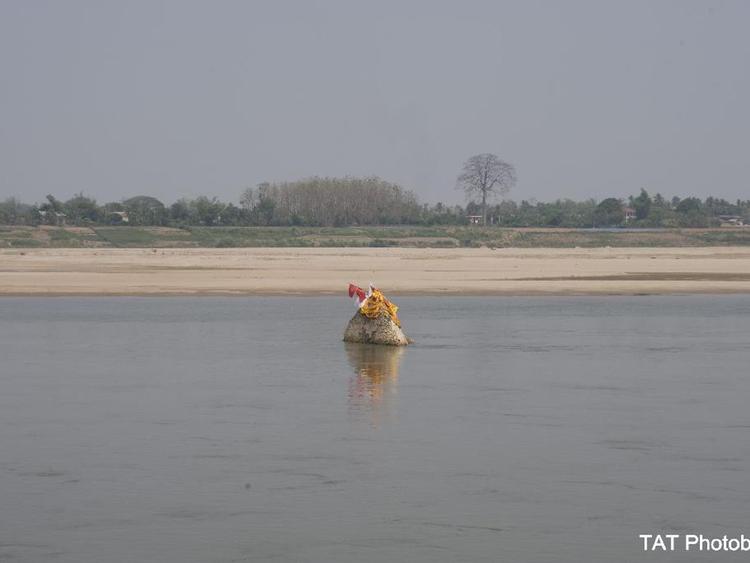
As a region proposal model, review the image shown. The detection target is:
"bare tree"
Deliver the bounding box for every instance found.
[457,154,517,225]
[239,186,257,210]
[249,177,420,226]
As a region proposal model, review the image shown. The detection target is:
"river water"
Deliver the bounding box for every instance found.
[1,296,749,562]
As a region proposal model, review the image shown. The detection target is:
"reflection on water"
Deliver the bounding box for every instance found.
[345,343,404,422]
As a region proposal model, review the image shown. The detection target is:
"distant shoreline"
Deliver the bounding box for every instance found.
[2,225,750,250]
[2,247,750,297]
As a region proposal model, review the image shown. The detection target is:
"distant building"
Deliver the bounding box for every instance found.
[108,211,129,223]
[718,215,745,227]
[623,207,636,223]
[467,215,482,225]
[38,210,67,226]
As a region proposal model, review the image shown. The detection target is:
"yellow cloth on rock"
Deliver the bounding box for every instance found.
[359,289,401,327]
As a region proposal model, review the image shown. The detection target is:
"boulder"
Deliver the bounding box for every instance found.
[343,311,410,346]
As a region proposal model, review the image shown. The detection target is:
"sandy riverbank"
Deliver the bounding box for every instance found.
[1,247,750,296]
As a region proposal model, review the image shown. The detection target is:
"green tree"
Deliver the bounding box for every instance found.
[594,198,625,227]
[219,203,241,225]
[675,197,711,227]
[123,196,167,225]
[37,195,64,225]
[0,198,23,224]
[633,188,652,220]
[169,199,191,224]
[64,193,100,225]
[676,197,702,214]
[255,197,276,226]
[190,196,224,226]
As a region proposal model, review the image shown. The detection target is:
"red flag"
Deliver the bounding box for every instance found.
[348,283,366,305]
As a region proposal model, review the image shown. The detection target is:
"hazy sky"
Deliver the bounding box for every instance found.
[1,0,748,206]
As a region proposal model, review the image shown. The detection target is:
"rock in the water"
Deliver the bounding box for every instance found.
[343,311,410,346]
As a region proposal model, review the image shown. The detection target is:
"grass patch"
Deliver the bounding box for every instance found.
[6,226,750,248]
[369,239,399,247]
[3,238,44,248]
[93,227,190,247]
[690,230,750,245]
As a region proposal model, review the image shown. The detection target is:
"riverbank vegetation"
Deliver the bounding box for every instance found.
[3,225,750,249]
[1,178,749,231]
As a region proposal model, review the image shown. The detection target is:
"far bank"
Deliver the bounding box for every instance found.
[2,225,750,250]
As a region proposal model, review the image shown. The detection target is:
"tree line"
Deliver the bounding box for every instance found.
[483,191,749,228]
[1,181,748,229]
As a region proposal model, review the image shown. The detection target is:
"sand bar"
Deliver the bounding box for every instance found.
[1,247,750,296]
